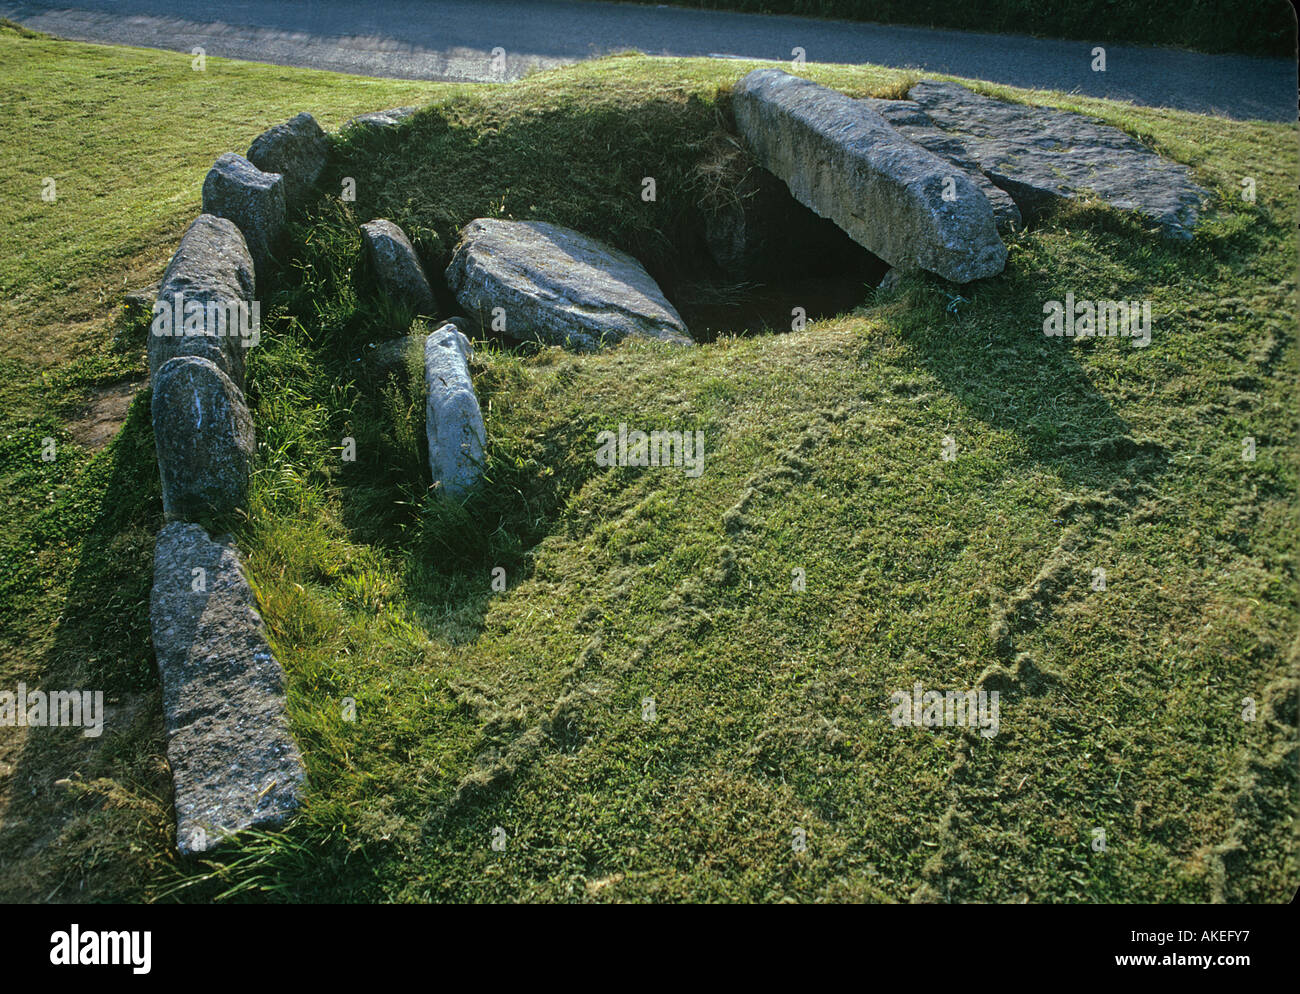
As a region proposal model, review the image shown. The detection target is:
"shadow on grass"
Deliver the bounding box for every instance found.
[0,394,170,900]
[889,209,1248,491]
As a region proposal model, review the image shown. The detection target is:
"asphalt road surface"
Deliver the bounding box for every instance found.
[2,0,1295,121]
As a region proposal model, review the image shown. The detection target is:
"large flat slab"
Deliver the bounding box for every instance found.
[732,68,1007,283]
[150,522,305,854]
[858,96,1022,234]
[445,218,692,351]
[905,80,1209,239]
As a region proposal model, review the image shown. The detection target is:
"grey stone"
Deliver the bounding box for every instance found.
[246,111,329,208]
[201,152,286,277]
[152,356,254,521]
[369,335,421,381]
[906,80,1208,239]
[424,322,485,500]
[444,315,474,339]
[150,214,257,388]
[878,267,904,291]
[445,218,692,350]
[732,69,1006,283]
[360,219,437,315]
[859,97,1022,235]
[343,106,418,134]
[150,521,304,855]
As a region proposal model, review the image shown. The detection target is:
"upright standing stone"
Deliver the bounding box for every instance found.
[424,322,485,499]
[150,214,257,388]
[360,219,437,315]
[446,218,692,350]
[201,152,286,278]
[246,112,329,208]
[150,521,305,855]
[152,356,254,521]
[732,69,1007,282]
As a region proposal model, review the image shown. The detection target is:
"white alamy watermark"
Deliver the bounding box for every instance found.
[151,291,261,348]
[50,925,150,974]
[0,683,104,737]
[595,423,704,477]
[889,682,999,738]
[1043,292,1151,347]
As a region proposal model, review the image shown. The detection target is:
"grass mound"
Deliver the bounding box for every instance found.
[0,30,1295,902]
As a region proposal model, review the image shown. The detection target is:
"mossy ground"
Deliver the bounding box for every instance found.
[0,22,1295,902]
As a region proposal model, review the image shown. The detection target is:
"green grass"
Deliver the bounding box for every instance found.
[0,23,1295,903]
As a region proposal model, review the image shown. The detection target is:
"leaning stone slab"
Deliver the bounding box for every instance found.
[732,69,1006,283]
[150,521,305,855]
[152,356,254,521]
[859,97,1022,235]
[246,112,329,208]
[445,218,692,350]
[361,219,437,314]
[201,152,286,278]
[906,80,1208,239]
[343,106,417,134]
[149,214,257,388]
[424,322,486,500]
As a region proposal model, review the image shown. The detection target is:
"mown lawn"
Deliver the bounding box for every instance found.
[0,21,1295,903]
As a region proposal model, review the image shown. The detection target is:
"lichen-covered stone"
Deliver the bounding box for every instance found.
[201,152,286,277]
[151,356,254,521]
[342,106,418,134]
[446,218,692,350]
[424,322,485,499]
[732,68,1007,283]
[360,219,437,315]
[150,521,304,855]
[149,214,257,388]
[858,96,1022,235]
[246,112,329,208]
[906,80,1208,239]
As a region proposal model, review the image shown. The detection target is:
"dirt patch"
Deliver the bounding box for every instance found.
[67,377,147,450]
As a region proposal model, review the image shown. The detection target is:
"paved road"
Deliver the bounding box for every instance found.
[3,0,1294,121]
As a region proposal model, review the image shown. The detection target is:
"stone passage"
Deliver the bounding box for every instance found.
[732,68,1008,284]
[902,80,1208,239]
[151,522,305,855]
[445,218,692,351]
[424,322,485,499]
